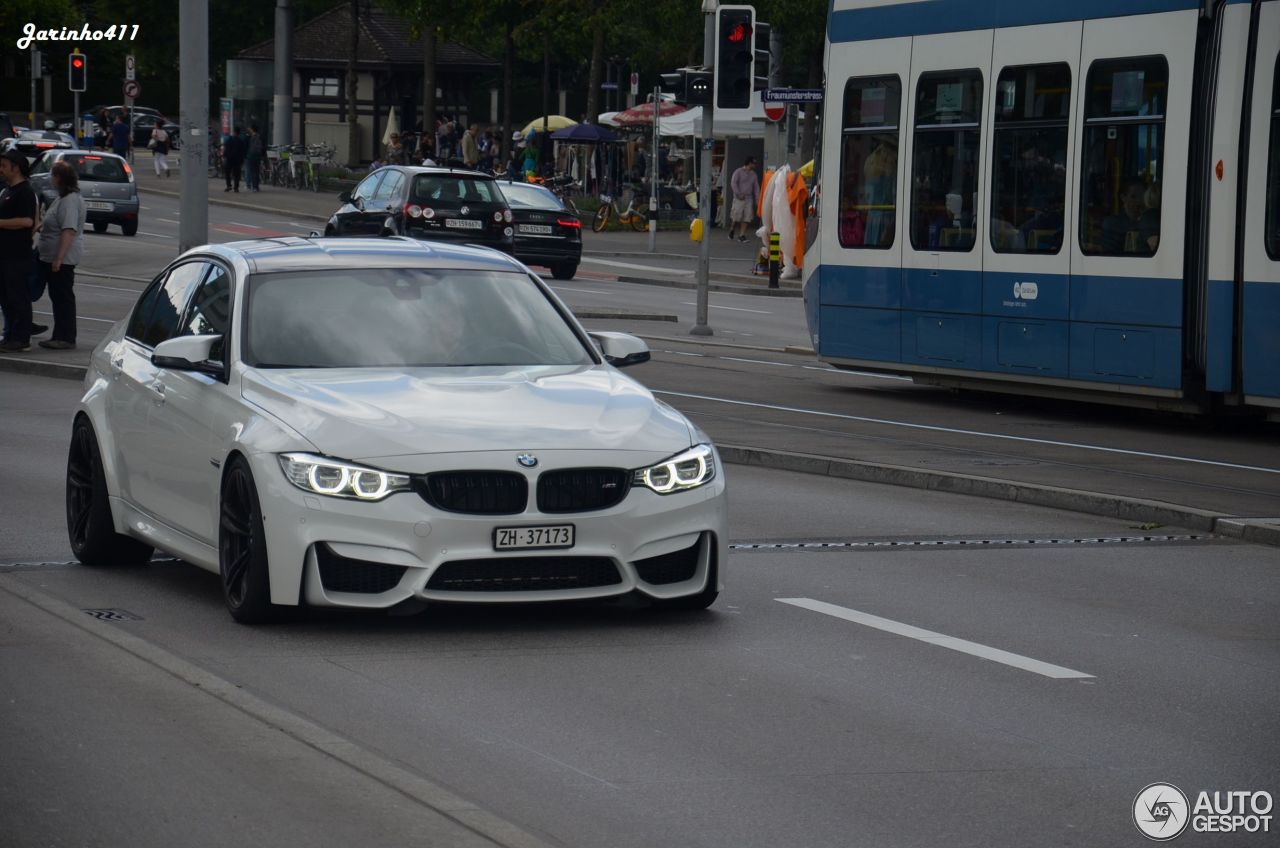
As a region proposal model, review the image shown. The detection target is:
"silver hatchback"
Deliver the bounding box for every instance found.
[29,150,140,236]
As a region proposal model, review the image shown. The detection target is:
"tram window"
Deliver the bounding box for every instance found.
[838,76,901,249]
[1079,56,1168,257]
[910,70,983,252]
[990,63,1071,254]
[1266,55,1280,260]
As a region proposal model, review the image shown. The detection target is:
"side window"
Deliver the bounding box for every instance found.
[372,170,403,202]
[180,264,232,362]
[125,276,167,343]
[128,263,209,349]
[1266,55,1279,260]
[1079,56,1168,257]
[991,63,1071,254]
[910,69,983,251]
[838,75,901,249]
[353,171,383,201]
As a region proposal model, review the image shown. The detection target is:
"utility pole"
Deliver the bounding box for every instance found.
[30,47,38,127]
[692,0,717,337]
[273,0,294,147]
[179,0,210,253]
[649,86,659,254]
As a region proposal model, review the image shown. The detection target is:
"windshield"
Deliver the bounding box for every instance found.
[411,175,502,205]
[244,268,594,368]
[499,183,565,211]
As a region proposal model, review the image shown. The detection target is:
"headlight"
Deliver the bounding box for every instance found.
[277,453,411,501]
[633,444,716,494]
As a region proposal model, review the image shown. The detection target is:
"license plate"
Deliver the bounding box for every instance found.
[85,201,113,211]
[445,218,483,230]
[518,224,553,235]
[493,524,575,551]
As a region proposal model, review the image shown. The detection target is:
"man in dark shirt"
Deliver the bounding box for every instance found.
[223,126,246,193]
[0,150,38,352]
[110,113,131,160]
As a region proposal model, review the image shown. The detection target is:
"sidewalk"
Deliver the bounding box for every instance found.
[131,165,801,298]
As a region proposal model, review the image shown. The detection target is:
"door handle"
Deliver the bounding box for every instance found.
[147,379,166,404]
[109,355,124,379]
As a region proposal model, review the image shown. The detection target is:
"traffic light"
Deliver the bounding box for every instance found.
[660,70,687,101]
[68,53,87,92]
[714,5,755,111]
[39,52,51,79]
[753,22,772,91]
[660,68,714,107]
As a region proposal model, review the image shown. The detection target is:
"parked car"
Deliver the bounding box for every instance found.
[1,130,74,161]
[325,166,515,254]
[66,237,726,622]
[29,150,139,236]
[494,180,583,280]
[91,105,179,148]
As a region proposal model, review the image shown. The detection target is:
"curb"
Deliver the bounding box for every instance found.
[140,185,330,223]
[0,578,559,848]
[0,354,86,381]
[716,444,1280,549]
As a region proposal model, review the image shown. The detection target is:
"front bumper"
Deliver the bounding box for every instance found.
[249,449,728,608]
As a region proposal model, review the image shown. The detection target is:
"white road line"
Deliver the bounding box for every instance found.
[81,283,146,294]
[550,286,606,294]
[138,231,175,239]
[580,257,695,276]
[776,598,1094,679]
[722,356,796,367]
[156,218,180,224]
[266,220,309,228]
[680,301,772,314]
[655,390,1280,475]
[801,365,913,381]
[667,351,706,357]
[35,310,116,324]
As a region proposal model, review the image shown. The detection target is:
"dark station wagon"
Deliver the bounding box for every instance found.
[325,166,514,254]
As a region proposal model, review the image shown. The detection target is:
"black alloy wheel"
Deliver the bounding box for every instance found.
[66,417,154,565]
[218,457,281,623]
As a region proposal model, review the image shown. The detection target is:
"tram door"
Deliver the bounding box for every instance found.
[899,30,992,370]
[1240,2,1280,407]
[980,23,1082,380]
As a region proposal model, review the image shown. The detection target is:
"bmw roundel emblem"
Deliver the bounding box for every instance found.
[460,205,470,216]
[517,454,538,468]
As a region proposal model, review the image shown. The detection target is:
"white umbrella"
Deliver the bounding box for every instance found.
[381,107,399,147]
[598,111,621,128]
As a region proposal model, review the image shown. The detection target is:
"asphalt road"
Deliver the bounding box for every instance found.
[2,373,1277,848]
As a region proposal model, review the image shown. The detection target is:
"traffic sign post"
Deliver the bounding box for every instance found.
[629,72,639,97]
[125,54,136,81]
[123,80,141,99]
[762,88,824,103]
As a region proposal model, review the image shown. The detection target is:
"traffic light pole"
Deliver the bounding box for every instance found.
[691,1,716,338]
[179,0,209,253]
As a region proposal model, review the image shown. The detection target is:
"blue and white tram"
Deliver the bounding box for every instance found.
[804,0,1280,415]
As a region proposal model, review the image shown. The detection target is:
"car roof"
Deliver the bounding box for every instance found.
[197,237,527,275]
[50,150,127,161]
[395,165,497,180]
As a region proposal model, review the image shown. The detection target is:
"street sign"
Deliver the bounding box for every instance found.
[763,88,824,103]
[125,54,135,81]
[600,82,619,91]
[629,72,639,96]
[764,104,785,121]
[123,79,140,99]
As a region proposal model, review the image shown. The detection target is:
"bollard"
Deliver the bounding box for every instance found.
[768,232,781,289]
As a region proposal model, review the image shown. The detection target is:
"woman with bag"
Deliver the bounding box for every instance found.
[35,161,87,350]
[150,123,171,178]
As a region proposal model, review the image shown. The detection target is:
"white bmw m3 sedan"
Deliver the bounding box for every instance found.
[67,237,727,622]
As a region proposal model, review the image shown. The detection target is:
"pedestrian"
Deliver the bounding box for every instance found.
[245,125,265,192]
[149,123,171,178]
[223,125,245,192]
[34,161,86,350]
[97,109,111,149]
[729,155,760,242]
[110,113,130,160]
[462,124,480,169]
[385,132,407,165]
[419,138,438,167]
[0,150,38,352]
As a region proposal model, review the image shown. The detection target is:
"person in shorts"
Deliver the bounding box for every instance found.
[729,156,759,242]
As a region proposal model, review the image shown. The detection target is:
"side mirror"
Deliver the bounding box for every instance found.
[338,190,353,204]
[589,331,650,368]
[152,334,224,378]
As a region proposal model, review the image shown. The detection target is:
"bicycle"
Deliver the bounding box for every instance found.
[592,190,648,233]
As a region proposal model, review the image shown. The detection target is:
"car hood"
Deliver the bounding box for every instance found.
[241,364,693,461]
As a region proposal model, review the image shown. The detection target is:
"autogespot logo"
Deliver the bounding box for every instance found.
[1134,783,1190,841]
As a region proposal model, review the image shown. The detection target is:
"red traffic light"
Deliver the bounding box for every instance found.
[727,23,748,42]
[72,57,84,69]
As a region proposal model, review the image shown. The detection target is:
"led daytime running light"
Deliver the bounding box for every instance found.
[633,444,716,494]
[278,453,410,501]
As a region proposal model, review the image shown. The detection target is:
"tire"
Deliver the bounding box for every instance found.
[218,456,282,624]
[92,221,108,233]
[121,220,138,237]
[591,205,610,233]
[629,212,648,232]
[550,262,578,280]
[66,417,154,566]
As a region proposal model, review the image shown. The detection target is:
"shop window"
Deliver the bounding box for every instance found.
[1079,56,1168,257]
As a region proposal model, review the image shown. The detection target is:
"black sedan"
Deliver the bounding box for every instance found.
[494,180,583,280]
[325,166,514,254]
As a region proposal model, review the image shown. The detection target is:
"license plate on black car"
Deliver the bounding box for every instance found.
[445,218,483,230]
[519,224,553,235]
[493,525,575,550]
